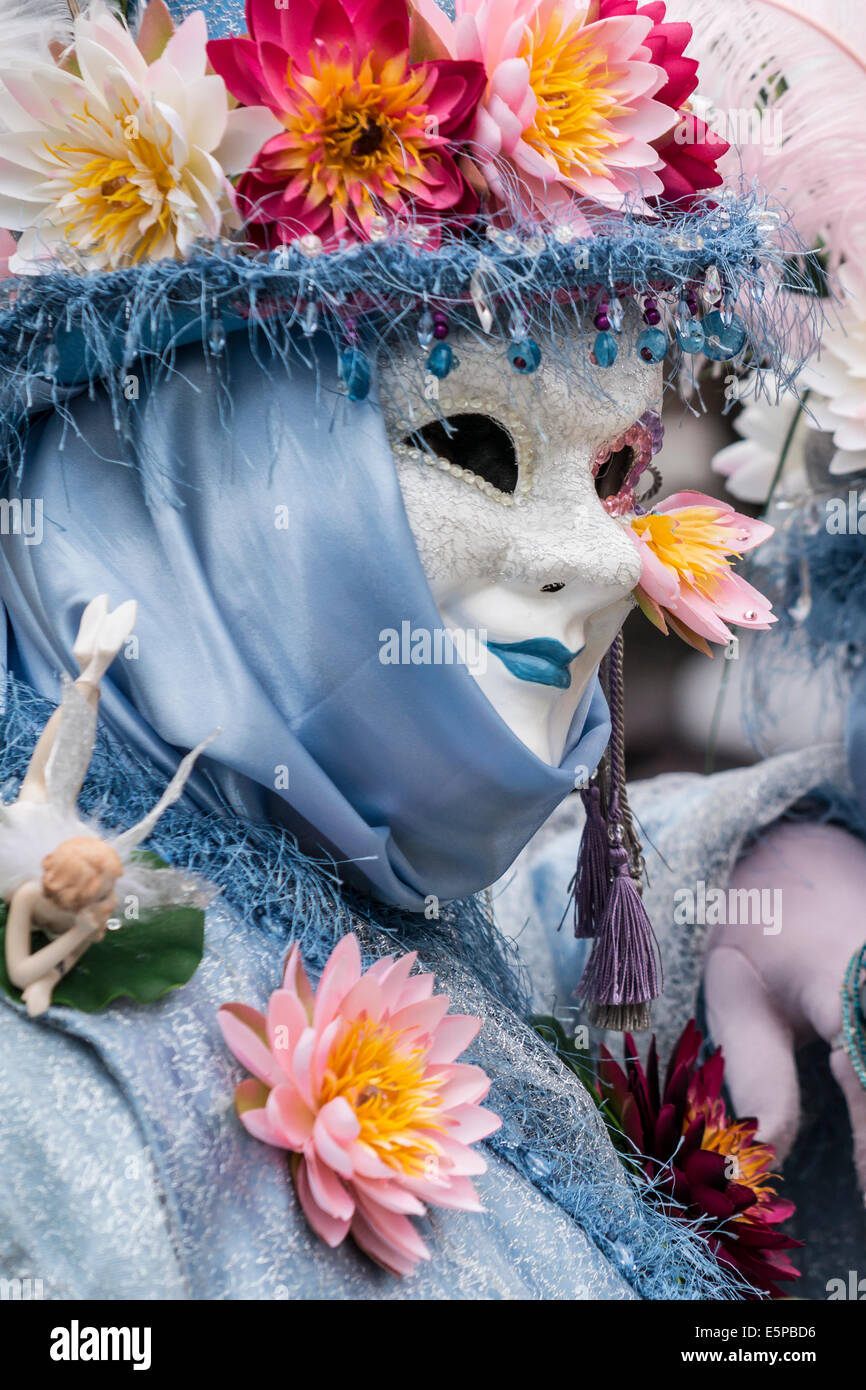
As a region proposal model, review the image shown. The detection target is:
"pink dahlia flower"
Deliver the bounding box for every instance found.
[219,933,500,1276]
[411,0,681,223]
[207,0,486,247]
[626,490,776,653]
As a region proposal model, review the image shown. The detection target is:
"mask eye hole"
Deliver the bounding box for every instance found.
[591,414,662,516]
[594,444,634,502]
[403,413,518,495]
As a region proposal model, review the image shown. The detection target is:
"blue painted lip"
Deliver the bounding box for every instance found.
[486,637,581,689]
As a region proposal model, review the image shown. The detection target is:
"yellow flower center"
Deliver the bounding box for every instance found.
[519,4,631,178]
[321,1016,444,1175]
[275,53,435,226]
[45,103,183,263]
[689,1098,782,1215]
[631,508,742,597]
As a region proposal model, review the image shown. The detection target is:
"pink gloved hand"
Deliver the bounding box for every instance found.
[704,821,866,1202]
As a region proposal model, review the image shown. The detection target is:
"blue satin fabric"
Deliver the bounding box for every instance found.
[0,334,609,909]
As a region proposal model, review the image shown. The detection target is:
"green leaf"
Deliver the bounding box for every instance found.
[408,9,450,62]
[633,588,669,636]
[532,1013,600,1095]
[129,848,168,870]
[0,900,204,1014]
[134,0,174,61]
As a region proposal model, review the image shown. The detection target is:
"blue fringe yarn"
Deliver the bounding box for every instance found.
[764,523,866,657]
[0,673,760,1299]
[0,186,818,488]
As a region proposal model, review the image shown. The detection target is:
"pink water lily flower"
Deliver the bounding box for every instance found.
[596,0,728,206]
[626,490,776,654]
[412,0,679,224]
[219,933,500,1276]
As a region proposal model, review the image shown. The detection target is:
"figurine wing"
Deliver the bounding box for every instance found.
[44,680,98,812]
[112,729,220,855]
[114,863,219,913]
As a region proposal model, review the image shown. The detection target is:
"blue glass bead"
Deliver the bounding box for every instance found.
[524,1151,554,1181]
[701,310,747,361]
[508,338,542,373]
[42,339,59,379]
[613,1240,636,1274]
[676,320,705,354]
[340,346,371,401]
[426,342,454,378]
[417,309,435,348]
[207,311,226,357]
[636,327,668,364]
[593,330,618,367]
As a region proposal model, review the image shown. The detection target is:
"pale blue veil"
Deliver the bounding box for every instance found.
[0,332,609,909]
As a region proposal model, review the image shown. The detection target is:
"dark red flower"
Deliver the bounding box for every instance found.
[598,1020,800,1299]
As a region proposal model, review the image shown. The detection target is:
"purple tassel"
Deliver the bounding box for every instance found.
[572,784,610,938]
[569,633,662,1031]
[578,845,662,1032]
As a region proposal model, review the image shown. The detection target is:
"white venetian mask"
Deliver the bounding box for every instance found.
[380,323,664,764]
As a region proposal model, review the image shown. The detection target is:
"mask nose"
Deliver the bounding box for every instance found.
[503,502,642,593]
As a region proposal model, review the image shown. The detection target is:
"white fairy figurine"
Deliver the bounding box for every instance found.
[2,594,217,1017]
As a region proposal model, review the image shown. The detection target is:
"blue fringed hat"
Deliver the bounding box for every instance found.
[0,0,817,468]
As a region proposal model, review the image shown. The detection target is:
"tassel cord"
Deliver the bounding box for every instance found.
[606,634,646,888]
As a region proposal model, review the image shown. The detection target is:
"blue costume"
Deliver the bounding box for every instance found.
[0,327,748,1299]
[0,0,807,1301]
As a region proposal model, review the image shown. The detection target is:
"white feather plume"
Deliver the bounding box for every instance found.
[667,0,866,267]
[0,0,74,60]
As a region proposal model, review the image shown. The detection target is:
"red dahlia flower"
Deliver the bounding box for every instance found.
[207,0,486,247]
[597,0,729,203]
[598,1020,800,1299]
